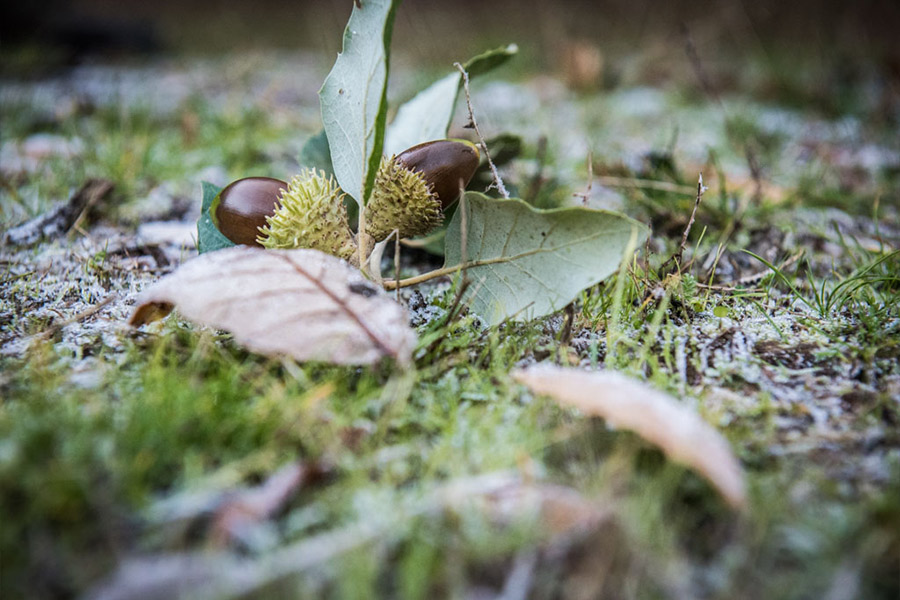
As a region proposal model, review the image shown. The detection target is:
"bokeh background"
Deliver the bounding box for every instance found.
[5,0,900,115]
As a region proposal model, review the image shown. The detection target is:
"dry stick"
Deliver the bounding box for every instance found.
[659,173,707,276]
[454,62,509,199]
[30,294,117,342]
[67,179,114,239]
[572,152,594,205]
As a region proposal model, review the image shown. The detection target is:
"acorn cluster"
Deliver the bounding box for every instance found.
[212,139,479,263]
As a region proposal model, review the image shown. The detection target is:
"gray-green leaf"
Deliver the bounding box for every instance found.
[444,193,649,325]
[384,44,518,155]
[319,0,400,206]
[197,182,235,254]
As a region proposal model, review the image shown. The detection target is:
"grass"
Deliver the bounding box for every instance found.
[2,50,900,599]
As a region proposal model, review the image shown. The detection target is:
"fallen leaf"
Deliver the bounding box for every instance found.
[512,366,747,509]
[130,246,415,366]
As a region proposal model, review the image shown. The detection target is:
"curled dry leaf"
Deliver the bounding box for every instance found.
[512,366,747,509]
[130,246,415,366]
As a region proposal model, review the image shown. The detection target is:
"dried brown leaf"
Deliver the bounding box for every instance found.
[130,246,415,366]
[512,366,747,509]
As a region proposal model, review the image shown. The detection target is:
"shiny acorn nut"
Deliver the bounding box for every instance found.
[213,177,287,246]
[396,139,480,209]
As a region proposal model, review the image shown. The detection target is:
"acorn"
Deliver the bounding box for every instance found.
[258,169,357,261]
[213,177,287,246]
[396,139,480,209]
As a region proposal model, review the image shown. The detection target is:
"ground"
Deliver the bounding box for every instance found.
[1,40,899,600]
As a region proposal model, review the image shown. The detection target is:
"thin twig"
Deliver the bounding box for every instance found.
[67,179,114,239]
[572,152,593,205]
[454,62,509,198]
[29,294,117,342]
[659,173,707,275]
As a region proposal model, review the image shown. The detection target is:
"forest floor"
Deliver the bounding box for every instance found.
[1,47,899,599]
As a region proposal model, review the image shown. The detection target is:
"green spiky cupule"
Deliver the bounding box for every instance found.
[366,155,443,242]
[258,169,357,261]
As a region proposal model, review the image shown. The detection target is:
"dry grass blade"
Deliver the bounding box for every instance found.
[512,365,747,509]
[129,246,416,366]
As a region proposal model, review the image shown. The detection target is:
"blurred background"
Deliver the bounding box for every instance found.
[4,0,900,115]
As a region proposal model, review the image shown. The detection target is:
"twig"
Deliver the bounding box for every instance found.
[68,179,114,239]
[659,173,707,275]
[454,62,509,198]
[572,152,593,205]
[29,294,117,342]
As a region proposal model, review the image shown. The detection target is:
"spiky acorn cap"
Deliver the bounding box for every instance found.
[258,169,357,261]
[366,155,443,242]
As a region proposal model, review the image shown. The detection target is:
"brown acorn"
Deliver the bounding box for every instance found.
[213,177,287,246]
[396,139,480,209]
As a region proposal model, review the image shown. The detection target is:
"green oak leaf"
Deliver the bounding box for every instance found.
[444,192,649,325]
[197,181,235,255]
[384,44,518,155]
[319,0,400,206]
